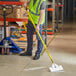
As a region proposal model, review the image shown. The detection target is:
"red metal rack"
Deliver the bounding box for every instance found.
[0,18,28,22]
[0,1,26,5]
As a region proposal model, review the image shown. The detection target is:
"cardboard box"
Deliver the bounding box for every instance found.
[6,27,10,37]
[0,21,8,25]
[0,6,28,19]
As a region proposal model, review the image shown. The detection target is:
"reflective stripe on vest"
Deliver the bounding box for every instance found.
[36,0,41,14]
[29,0,42,16]
[29,10,40,16]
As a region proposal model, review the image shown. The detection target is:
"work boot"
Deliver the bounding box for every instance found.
[20,52,32,56]
[33,54,40,60]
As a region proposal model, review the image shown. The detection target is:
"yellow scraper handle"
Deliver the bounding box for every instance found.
[27,11,54,63]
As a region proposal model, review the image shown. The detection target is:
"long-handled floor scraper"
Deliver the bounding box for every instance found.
[26,10,64,72]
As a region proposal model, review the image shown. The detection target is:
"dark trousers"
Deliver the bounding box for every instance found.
[27,20,43,55]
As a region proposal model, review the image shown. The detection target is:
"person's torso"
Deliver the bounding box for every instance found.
[29,0,43,15]
[29,0,45,24]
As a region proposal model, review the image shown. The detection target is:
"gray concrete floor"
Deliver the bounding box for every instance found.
[0,24,76,76]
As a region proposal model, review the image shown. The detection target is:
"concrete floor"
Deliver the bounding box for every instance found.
[0,24,76,76]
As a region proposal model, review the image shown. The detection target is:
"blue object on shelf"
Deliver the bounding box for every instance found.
[10,35,20,38]
[10,28,19,31]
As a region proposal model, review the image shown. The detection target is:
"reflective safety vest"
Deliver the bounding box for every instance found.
[29,0,45,24]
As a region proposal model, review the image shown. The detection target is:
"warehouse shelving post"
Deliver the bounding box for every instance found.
[52,0,56,33]
[55,0,64,31]
[56,0,59,31]
[62,0,64,30]
[0,27,4,41]
[44,0,48,45]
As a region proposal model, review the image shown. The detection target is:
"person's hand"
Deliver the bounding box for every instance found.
[23,11,28,16]
[36,25,39,31]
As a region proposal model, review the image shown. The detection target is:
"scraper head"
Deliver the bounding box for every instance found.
[49,63,64,72]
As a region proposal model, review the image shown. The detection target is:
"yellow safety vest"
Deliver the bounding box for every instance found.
[29,0,45,24]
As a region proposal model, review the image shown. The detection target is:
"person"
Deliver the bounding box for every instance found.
[20,0,46,60]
